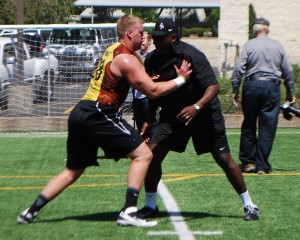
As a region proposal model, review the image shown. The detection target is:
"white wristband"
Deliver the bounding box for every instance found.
[174,76,186,88]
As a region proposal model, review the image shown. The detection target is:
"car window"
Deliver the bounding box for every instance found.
[40,29,52,41]
[107,28,117,44]
[50,29,71,44]
[3,44,16,60]
[50,28,96,45]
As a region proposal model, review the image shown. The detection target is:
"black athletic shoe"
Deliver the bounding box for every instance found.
[244,205,259,220]
[17,208,38,224]
[136,206,160,219]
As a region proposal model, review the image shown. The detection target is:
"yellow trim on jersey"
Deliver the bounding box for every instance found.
[82,42,121,101]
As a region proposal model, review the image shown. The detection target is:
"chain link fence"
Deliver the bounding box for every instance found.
[0,4,299,132]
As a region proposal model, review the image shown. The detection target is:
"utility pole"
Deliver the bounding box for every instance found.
[16,0,25,84]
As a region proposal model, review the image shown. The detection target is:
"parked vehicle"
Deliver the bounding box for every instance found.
[0,29,17,37]
[0,37,59,110]
[45,26,118,81]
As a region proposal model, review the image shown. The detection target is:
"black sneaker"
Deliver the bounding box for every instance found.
[17,208,38,224]
[244,205,259,220]
[136,206,159,219]
[117,207,157,227]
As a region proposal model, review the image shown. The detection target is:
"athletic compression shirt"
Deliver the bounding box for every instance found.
[82,42,132,107]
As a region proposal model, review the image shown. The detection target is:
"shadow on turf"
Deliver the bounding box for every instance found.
[38,211,239,223]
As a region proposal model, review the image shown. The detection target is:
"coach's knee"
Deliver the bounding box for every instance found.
[213,152,236,168]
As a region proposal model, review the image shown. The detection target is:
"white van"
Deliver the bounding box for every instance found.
[46,25,118,81]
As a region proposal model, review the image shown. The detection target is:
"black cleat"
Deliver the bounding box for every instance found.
[244,205,259,220]
[136,206,160,219]
[17,208,38,224]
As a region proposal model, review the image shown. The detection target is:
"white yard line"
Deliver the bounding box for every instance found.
[147,181,223,239]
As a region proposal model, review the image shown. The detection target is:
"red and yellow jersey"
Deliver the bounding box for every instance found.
[82,42,132,107]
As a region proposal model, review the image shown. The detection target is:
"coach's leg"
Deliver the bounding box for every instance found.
[212,152,259,216]
[212,152,247,194]
[212,152,260,220]
[144,143,169,193]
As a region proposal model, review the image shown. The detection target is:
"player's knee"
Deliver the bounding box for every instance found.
[144,148,153,163]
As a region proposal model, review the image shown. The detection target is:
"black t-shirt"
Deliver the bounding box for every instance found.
[145,40,221,123]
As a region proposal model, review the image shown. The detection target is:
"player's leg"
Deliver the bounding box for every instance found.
[136,143,169,218]
[17,101,95,224]
[127,141,153,190]
[117,141,158,227]
[17,167,85,224]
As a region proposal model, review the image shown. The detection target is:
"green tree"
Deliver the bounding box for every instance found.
[207,8,220,37]
[0,0,17,24]
[121,8,158,22]
[249,4,257,39]
[0,0,75,24]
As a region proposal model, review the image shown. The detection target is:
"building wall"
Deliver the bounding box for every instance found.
[219,0,300,66]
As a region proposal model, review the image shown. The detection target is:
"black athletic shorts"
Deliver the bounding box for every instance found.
[66,100,144,169]
[150,109,230,155]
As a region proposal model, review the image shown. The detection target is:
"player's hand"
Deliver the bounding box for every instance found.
[174,59,192,82]
[177,105,199,125]
[151,74,160,82]
[232,93,239,108]
[140,121,153,143]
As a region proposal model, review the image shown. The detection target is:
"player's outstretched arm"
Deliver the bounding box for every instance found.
[111,54,192,99]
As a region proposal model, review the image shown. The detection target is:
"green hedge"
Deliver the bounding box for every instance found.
[181,27,212,37]
[292,64,300,83]
[217,77,300,113]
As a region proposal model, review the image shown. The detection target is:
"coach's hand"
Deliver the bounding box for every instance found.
[177,105,199,125]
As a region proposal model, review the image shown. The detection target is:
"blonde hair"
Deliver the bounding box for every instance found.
[117,14,144,38]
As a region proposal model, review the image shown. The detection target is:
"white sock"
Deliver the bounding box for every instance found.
[240,190,254,207]
[145,192,157,209]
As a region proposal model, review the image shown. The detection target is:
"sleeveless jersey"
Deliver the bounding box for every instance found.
[82,42,132,107]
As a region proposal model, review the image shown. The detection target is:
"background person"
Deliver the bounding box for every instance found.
[16,14,192,228]
[138,18,259,221]
[132,32,157,132]
[231,17,295,174]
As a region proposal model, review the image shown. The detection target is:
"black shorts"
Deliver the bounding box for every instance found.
[150,109,230,155]
[66,100,144,169]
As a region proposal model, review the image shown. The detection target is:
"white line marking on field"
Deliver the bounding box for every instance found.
[147,181,223,239]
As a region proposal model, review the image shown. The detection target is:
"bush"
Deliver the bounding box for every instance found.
[217,77,237,113]
[292,64,300,83]
[217,77,300,112]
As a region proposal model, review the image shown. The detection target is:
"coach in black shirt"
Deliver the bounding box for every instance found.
[137,18,260,221]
